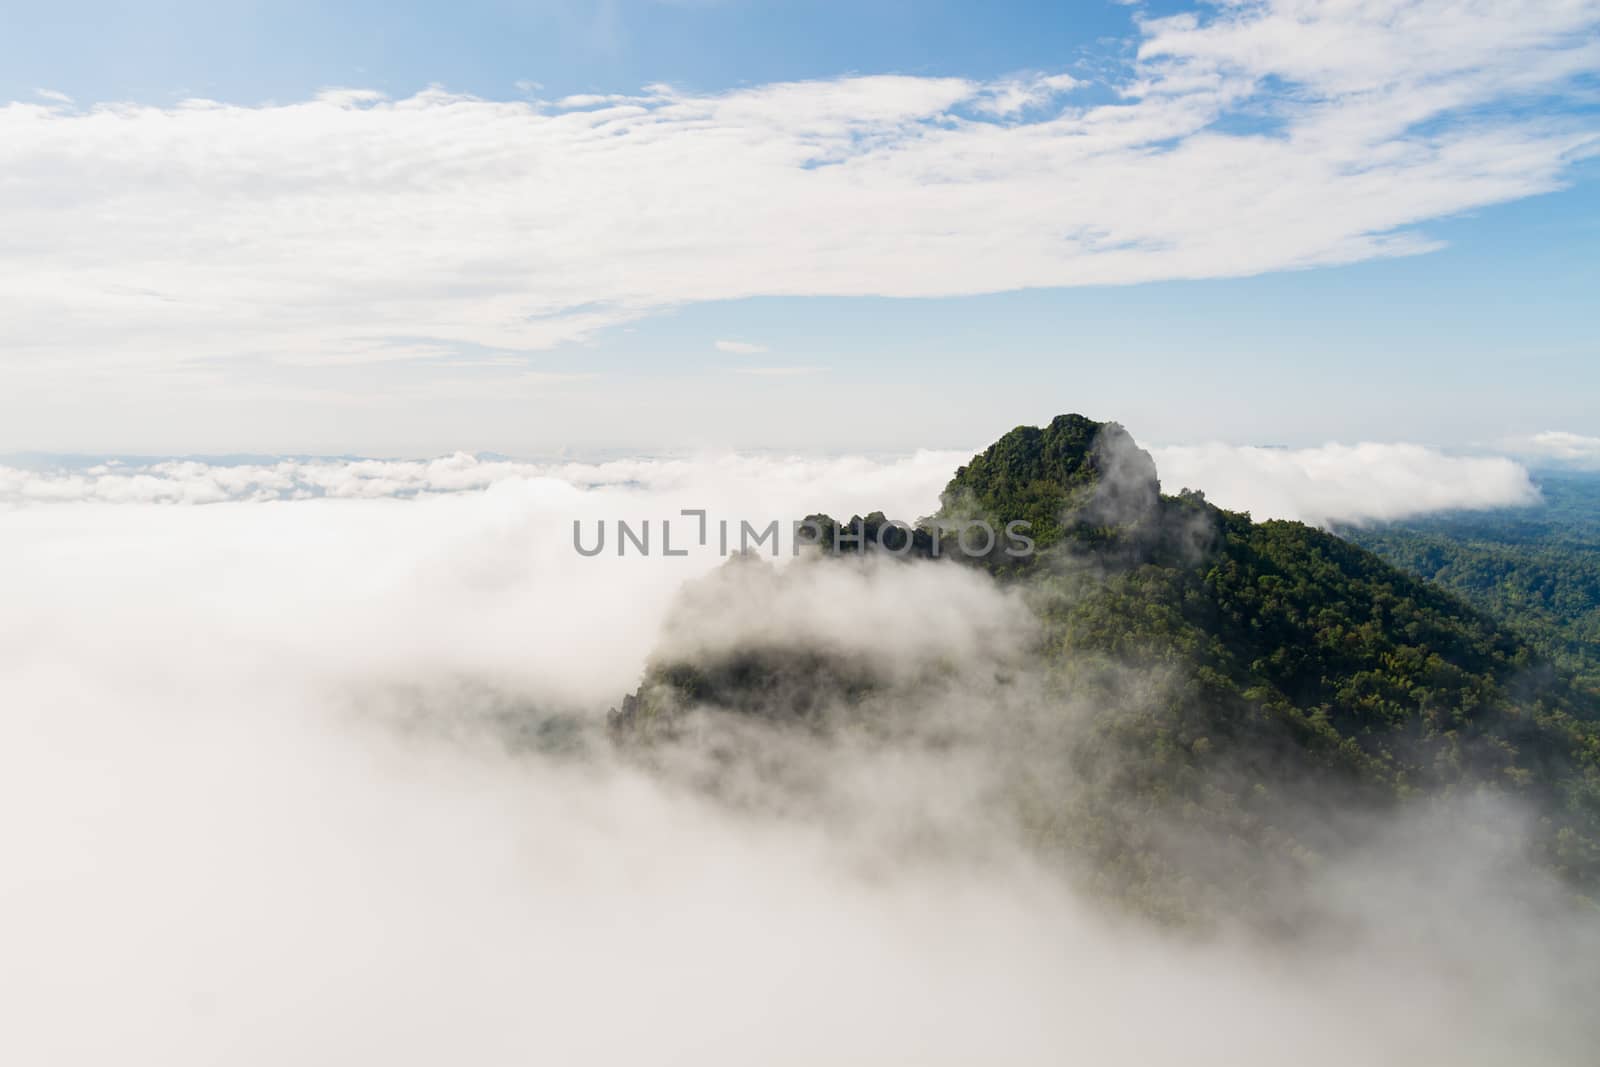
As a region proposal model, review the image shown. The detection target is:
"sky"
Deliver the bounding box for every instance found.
[7,11,1600,1057]
[1,0,1597,456]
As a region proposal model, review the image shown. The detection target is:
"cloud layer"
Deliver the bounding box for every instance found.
[0,451,965,509]
[1512,430,1600,470]
[0,439,1544,528]
[3,447,1595,1064]
[1152,441,1540,526]
[2,0,1595,388]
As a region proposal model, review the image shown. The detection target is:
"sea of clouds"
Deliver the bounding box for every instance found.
[0,439,1546,526]
[3,443,1594,1065]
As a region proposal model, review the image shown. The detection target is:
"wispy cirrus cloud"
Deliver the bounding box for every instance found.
[0,0,1595,396]
[970,72,1081,116]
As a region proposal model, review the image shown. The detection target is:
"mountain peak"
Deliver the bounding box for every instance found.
[940,414,1162,548]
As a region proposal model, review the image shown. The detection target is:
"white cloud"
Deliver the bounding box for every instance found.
[1,439,1545,531]
[0,0,1595,404]
[714,339,768,354]
[32,88,73,105]
[1511,430,1600,469]
[2,450,1595,1064]
[0,450,968,510]
[970,71,1081,116]
[1151,441,1541,526]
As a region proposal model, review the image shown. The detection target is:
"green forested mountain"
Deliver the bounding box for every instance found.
[610,416,1600,923]
[1344,474,1600,696]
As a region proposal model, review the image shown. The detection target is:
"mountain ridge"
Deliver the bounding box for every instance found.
[609,414,1600,922]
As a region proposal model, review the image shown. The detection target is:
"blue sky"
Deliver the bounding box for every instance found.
[1,0,1597,456]
[1,1,1161,104]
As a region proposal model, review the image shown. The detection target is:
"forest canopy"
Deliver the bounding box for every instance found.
[611,417,1600,922]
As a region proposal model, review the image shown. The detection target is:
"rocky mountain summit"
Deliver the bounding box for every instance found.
[608,415,1600,923]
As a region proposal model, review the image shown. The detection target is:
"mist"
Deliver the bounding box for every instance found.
[3,453,1596,1066]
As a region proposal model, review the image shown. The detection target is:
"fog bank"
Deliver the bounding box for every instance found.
[2,452,1594,1065]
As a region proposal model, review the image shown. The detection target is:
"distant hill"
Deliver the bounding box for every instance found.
[1344,472,1600,696]
[610,416,1600,923]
